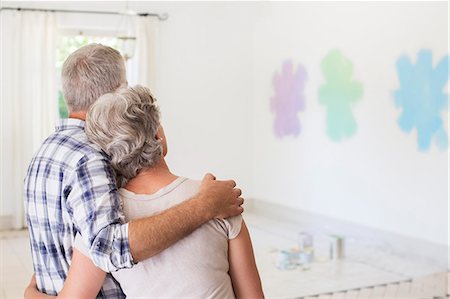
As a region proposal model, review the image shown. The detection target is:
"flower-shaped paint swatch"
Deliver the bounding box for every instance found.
[271,60,307,138]
[394,49,449,151]
[318,49,363,141]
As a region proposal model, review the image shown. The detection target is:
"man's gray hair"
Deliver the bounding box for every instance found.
[61,43,127,112]
[85,85,162,181]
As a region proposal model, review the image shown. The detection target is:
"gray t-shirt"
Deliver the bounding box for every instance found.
[75,177,242,298]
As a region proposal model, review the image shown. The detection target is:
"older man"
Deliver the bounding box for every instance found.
[24,44,243,298]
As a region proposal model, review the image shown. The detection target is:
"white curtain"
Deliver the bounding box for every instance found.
[1,10,58,229]
[128,16,159,93]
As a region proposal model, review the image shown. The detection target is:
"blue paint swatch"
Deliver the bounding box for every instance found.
[394,49,449,151]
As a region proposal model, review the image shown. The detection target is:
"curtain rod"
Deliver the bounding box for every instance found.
[0,7,168,20]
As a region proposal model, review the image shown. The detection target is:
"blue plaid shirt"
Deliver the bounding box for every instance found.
[24,118,134,298]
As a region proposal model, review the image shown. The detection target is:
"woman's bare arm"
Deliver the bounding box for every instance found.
[228,221,264,298]
[24,248,106,299]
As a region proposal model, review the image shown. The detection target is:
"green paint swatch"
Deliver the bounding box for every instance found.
[319,49,363,141]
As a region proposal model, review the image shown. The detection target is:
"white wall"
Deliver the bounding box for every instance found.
[250,2,449,245]
[151,3,254,193]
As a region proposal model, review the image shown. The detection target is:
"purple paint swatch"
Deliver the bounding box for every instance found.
[271,60,307,138]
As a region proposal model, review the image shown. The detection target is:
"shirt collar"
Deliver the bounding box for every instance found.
[55,118,85,132]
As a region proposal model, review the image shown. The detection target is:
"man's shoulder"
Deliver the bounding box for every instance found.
[37,128,109,167]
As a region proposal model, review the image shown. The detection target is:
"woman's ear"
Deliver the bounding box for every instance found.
[156,126,168,157]
[155,126,165,141]
[155,131,160,140]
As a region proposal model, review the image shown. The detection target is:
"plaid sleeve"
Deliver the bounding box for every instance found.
[66,153,135,272]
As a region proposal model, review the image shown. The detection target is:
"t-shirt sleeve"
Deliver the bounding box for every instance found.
[66,153,134,272]
[223,215,243,240]
[73,233,90,258]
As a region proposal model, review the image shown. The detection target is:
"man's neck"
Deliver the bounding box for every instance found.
[125,158,178,195]
[69,111,87,121]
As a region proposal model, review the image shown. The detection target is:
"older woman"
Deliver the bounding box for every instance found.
[27,85,264,299]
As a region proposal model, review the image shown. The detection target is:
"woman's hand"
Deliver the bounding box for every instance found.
[24,274,54,299]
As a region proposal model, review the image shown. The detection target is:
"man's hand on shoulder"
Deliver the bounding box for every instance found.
[198,173,244,219]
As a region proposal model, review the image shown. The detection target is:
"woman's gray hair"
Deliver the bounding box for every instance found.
[62,43,127,112]
[85,85,162,182]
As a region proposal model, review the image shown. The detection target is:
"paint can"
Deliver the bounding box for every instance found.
[299,247,314,264]
[298,232,313,250]
[276,250,295,270]
[329,235,345,260]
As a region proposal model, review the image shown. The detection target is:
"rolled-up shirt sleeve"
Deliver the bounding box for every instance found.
[66,153,135,272]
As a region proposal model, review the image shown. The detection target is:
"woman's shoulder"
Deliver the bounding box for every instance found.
[181,177,201,190]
